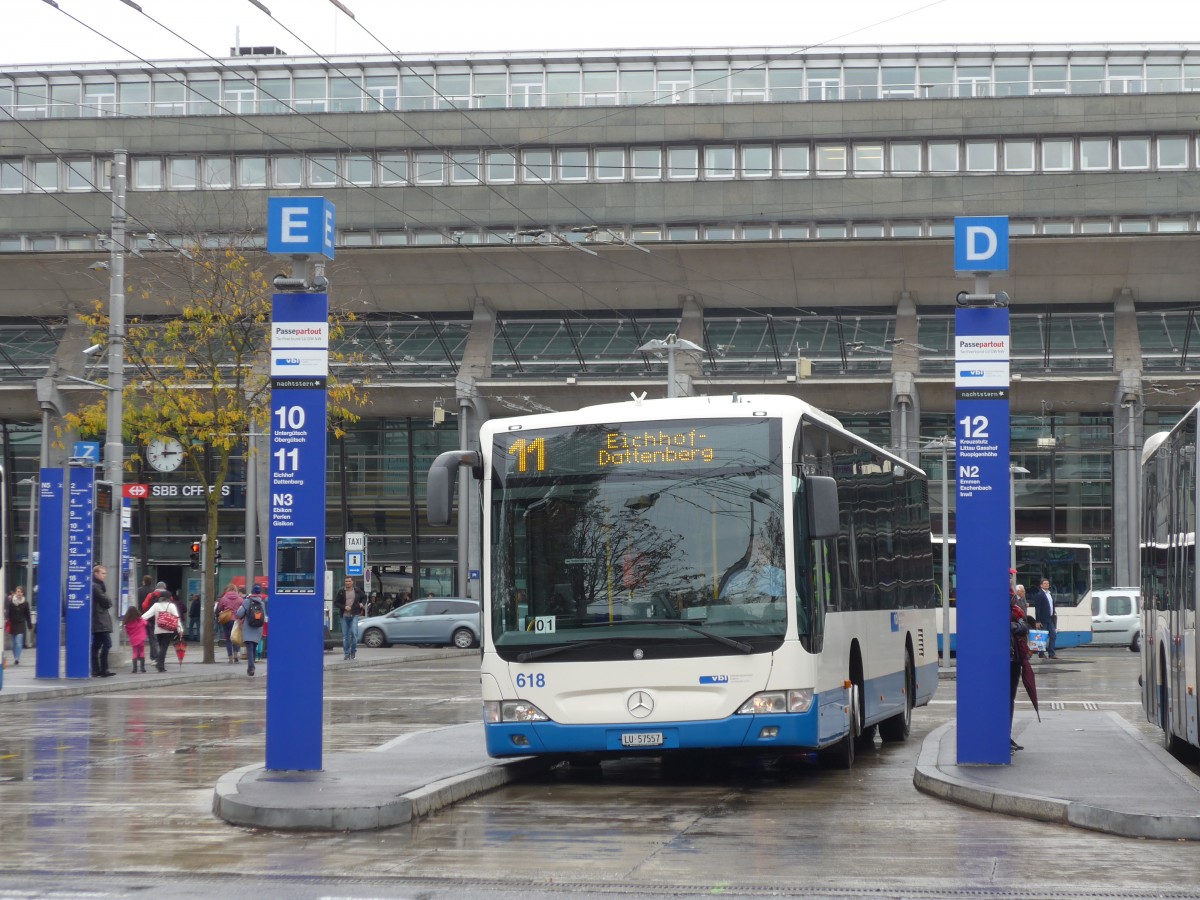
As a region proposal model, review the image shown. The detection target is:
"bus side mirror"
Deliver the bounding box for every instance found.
[806,475,839,540]
[427,450,481,527]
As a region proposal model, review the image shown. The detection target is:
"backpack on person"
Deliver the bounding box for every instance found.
[246,597,265,628]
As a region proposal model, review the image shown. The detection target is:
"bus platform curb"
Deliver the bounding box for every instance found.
[212,722,553,831]
[914,712,1200,840]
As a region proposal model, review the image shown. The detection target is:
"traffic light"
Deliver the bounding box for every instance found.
[214,539,221,563]
[190,541,200,569]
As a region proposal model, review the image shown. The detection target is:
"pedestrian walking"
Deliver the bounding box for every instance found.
[187,594,201,641]
[135,574,155,610]
[335,576,366,660]
[215,583,243,663]
[91,565,115,677]
[234,589,267,676]
[122,604,148,673]
[5,586,33,666]
[141,591,181,672]
[1032,577,1058,658]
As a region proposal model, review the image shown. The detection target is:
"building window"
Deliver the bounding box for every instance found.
[203,157,232,189]
[667,225,699,240]
[345,154,374,185]
[64,158,93,191]
[852,144,884,174]
[704,225,735,240]
[521,150,553,182]
[595,148,624,181]
[83,82,116,116]
[890,223,922,237]
[1042,140,1073,171]
[487,151,516,183]
[704,146,736,179]
[1156,219,1190,232]
[815,144,847,175]
[816,224,847,239]
[1003,140,1035,172]
[1041,221,1073,235]
[965,141,997,172]
[632,225,662,242]
[741,225,773,239]
[667,146,699,179]
[1080,219,1112,234]
[152,81,186,116]
[132,158,161,190]
[1119,220,1151,233]
[238,157,267,188]
[1157,136,1188,169]
[742,146,772,178]
[450,151,480,184]
[631,148,662,180]
[273,156,302,187]
[890,143,920,174]
[1117,137,1150,170]
[168,157,197,189]
[341,232,373,246]
[778,224,810,239]
[415,151,445,184]
[559,149,588,181]
[929,141,959,172]
[379,153,408,185]
[779,145,810,177]
[1079,138,1111,171]
[309,155,337,187]
[853,224,885,238]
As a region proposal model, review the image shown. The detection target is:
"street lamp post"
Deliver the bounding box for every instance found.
[1009,463,1030,571]
[925,436,954,669]
[101,149,127,614]
[637,334,705,399]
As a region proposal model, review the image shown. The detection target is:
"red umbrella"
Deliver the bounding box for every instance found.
[173,637,187,671]
[1012,604,1040,721]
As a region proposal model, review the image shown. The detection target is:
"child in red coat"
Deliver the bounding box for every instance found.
[123,605,149,673]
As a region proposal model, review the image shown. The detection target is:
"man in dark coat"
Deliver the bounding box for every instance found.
[91,564,115,677]
[1031,577,1057,659]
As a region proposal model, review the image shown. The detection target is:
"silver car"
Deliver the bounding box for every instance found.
[355,598,481,649]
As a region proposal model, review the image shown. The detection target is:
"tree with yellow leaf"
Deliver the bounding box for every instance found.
[66,242,366,662]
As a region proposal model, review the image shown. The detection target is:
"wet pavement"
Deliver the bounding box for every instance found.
[2,645,1200,899]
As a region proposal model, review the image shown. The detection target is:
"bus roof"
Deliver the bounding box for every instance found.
[480,393,924,478]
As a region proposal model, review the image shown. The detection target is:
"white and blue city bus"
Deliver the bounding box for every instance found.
[430,394,938,768]
[1140,406,1199,752]
[932,536,1094,653]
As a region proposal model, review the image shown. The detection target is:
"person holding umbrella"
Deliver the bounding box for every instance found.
[1010,592,1040,752]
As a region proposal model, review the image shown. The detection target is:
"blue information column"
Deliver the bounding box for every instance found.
[265,195,333,772]
[65,465,96,679]
[35,469,64,679]
[953,215,1012,765]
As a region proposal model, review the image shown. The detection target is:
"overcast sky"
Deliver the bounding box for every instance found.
[3,0,1192,66]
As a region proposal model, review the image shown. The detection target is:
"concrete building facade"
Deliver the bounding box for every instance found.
[3,43,1200,594]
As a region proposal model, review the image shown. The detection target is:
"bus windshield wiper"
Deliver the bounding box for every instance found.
[516,639,610,663]
[582,618,754,653]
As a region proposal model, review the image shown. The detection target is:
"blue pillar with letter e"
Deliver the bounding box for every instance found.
[265,197,333,771]
[953,216,1013,765]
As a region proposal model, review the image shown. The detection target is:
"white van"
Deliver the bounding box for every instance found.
[1090,588,1140,651]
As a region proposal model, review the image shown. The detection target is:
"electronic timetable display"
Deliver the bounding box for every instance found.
[495,418,777,479]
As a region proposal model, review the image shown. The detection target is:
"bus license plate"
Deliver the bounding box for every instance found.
[621,732,664,748]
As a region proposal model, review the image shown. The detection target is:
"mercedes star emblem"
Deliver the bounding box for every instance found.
[627,690,654,718]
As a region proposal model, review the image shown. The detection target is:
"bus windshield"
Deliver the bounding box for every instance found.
[490,418,786,658]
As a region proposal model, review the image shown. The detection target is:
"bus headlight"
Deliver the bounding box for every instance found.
[484,700,550,723]
[736,689,814,715]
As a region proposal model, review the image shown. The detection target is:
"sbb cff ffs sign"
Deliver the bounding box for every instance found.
[123,484,150,499]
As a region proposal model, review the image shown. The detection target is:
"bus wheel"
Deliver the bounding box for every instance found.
[879,651,914,743]
[818,682,859,770]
